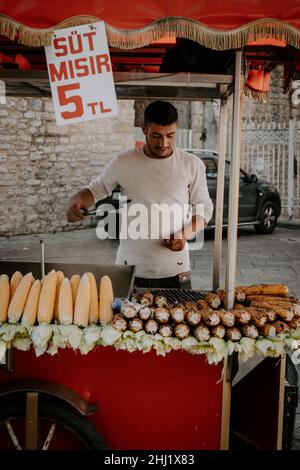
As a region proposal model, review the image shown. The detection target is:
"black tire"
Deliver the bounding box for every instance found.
[0,398,106,450]
[254,201,278,234]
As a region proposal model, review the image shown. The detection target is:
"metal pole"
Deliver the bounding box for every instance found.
[213,91,228,291]
[40,239,45,278]
[288,118,294,219]
[225,50,243,310]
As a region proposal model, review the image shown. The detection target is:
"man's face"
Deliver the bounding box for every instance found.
[142,122,177,158]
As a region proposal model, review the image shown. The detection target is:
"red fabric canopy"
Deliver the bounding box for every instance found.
[1,1,300,31]
[1,1,300,50]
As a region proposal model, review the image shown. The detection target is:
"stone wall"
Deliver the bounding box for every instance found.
[0,98,135,236]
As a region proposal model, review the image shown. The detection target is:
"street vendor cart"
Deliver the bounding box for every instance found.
[1,1,300,450]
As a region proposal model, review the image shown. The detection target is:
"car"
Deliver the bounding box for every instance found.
[184,148,281,234]
[95,149,281,236]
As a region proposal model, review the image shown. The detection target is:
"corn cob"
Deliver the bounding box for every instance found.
[235,287,246,302]
[241,324,259,339]
[53,270,64,321]
[98,275,114,323]
[219,309,235,327]
[216,288,245,304]
[154,307,170,324]
[226,327,242,342]
[246,295,297,304]
[8,272,34,324]
[128,317,144,333]
[260,323,277,337]
[231,308,251,325]
[196,299,210,309]
[21,279,41,326]
[139,306,153,321]
[37,270,57,324]
[155,296,168,308]
[250,302,277,321]
[252,300,300,317]
[184,301,197,311]
[10,271,23,298]
[193,323,210,342]
[270,305,294,322]
[140,292,154,307]
[211,324,226,339]
[0,274,10,324]
[87,272,99,324]
[248,307,268,327]
[174,323,190,340]
[201,308,220,326]
[243,284,289,297]
[159,324,173,337]
[70,274,81,308]
[287,316,300,331]
[144,318,159,334]
[272,320,290,334]
[170,307,185,323]
[186,309,201,326]
[205,293,221,309]
[234,303,246,309]
[74,274,90,327]
[58,278,73,325]
[112,313,127,332]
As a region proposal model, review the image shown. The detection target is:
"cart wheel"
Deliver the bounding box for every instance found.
[0,398,106,450]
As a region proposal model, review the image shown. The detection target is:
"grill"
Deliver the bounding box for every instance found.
[134,288,207,305]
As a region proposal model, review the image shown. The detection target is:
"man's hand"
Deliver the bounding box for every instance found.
[66,188,95,222]
[165,232,186,251]
[66,196,85,222]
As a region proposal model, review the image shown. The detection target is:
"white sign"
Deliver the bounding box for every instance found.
[45,22,118,125]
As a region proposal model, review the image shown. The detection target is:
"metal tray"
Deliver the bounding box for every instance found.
[0,261,135,299]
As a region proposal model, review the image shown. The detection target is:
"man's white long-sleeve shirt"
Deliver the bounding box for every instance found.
[88,147,213,278]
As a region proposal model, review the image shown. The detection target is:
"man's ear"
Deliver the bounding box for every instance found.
[141,124,147,136]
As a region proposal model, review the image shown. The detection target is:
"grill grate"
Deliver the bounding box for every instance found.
[136,288,207,306]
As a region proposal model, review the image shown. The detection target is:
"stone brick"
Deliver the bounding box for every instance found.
[24,111,35,119]
[31,99,43,111]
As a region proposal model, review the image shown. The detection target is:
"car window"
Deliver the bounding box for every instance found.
[202,158,217,176]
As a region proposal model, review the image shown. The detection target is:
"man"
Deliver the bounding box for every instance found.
[67,101,213,288]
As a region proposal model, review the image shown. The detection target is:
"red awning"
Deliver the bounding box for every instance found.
[1,1,300,50]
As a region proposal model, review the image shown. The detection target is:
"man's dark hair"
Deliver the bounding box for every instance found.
[144,101,178,126]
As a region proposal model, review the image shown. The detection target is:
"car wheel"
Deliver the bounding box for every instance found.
[254,201,278,234]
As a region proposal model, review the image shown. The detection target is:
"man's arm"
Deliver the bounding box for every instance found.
[167,215,206,251]
[66,188,95,222]
[66,157,120,223]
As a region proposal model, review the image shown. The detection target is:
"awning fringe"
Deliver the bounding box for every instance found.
[243,85,268,103]
[1,14,300,50]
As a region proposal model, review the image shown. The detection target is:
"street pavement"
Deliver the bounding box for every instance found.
[0,225,298,296]
[0,224,299,448]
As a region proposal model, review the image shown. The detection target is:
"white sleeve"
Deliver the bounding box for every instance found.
[189,158,214,224]
[87,158,120,202]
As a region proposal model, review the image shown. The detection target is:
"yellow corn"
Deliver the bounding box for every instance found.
[37,270,57,324]
[8,272,34,324]
[10,271,23,298]
[74,274,90,327]
[54,271,64,320]
[87,272,99,324]
[70,274,81,308]
[99,275,114,323]
[0,274,10,324]
[58,278,73,325]
[21,279,41,326]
